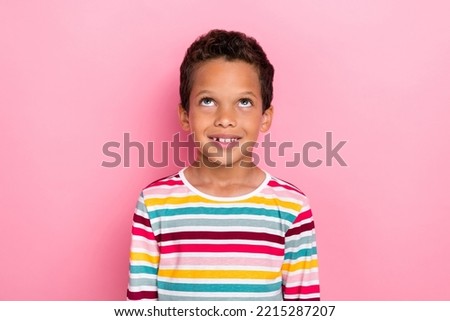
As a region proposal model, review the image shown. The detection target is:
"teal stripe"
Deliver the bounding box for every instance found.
[136,196,148,214]
[284,247,318,261]
[158,292,283,301]
[157,280,282,293]
[285,234,316,249]
[149,206,296,223]
[153,217,290,233]
[129,278,156,287]
[130,265,157,274]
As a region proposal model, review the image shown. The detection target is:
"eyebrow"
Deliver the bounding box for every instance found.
[194,90,258,99]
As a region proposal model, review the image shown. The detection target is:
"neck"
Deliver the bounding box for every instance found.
[192,160,260,182]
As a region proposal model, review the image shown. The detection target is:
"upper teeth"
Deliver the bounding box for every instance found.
[214,137,238,143]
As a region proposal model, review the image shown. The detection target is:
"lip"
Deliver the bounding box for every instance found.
[208,134,242,139]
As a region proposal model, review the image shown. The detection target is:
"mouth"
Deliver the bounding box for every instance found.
[207,135,242,145]
[210,137,240,143]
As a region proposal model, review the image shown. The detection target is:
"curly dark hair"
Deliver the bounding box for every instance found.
[179,29,274,113]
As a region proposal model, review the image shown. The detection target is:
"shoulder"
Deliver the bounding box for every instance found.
[265,173,308,197]
[264,173,311,209]
[267,175,307,195]
[141,171,183,193]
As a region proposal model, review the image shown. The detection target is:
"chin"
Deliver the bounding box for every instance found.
[203,157,242,168]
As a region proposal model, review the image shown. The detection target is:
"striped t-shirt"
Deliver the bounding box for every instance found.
[127,168,319,301]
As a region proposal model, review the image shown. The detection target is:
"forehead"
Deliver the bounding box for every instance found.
[190,58,261,96]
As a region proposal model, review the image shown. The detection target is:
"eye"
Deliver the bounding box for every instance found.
[200,97,215,107]
[238,98,253,108]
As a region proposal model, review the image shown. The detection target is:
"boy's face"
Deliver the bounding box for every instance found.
[179,58,273,167]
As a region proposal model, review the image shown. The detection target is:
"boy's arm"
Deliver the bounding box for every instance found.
[282,207,320,301]
[127,192,160,300]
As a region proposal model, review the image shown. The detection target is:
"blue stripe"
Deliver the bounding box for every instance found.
[149,206,296,222]
[153,217,291,232]
[285,234,315,248]
[130,265,157,274]
[284,247,317,261]
[157,280,282,293]
[158,292,283,301]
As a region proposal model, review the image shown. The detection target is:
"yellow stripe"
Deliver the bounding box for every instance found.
[130,252,159,264]
[282,259,318,272]
[145,195,301,212]
[158,269,280,279]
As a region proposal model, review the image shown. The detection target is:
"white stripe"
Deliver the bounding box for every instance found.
[153,225,284,235]
[158,288,281,298]
[160,252,283,260]
[130,235,155,244]
[160,239,284,249]
[285,230,315,242]
[157,265,282,272]
[128,285,157,291]
[129,274,157,280]
[282,254,319,265]
[131,222,153,233]
[153,213,292,225]
[143,191,194,199]
[157,276,282,284]
[282,267,319,278]
[284,279,320,287]
[285,293,320,300]
[130,247,159,256]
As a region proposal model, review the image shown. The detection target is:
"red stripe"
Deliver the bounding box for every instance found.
[268,180,304,194]
[160,243,283,256]
[145,177,182,188]
[296,208,313,221]
[284,284,320,295]
[132,226,156,240]
[133,213,151,227]
[127,290,157,300]
[284,297,320,301]
[286,220,315,238]
[159,231,284,244]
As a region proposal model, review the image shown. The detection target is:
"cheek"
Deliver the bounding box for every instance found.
[188,113,210,130]
[243,119,263,135]
[246,114,263,126]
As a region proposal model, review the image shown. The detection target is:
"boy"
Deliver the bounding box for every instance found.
[127,29,319,300]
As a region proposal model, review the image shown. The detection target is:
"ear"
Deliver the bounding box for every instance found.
[178,104,190,131]
[260,105,274,133]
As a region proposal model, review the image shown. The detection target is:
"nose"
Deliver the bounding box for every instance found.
[214,106,237,128]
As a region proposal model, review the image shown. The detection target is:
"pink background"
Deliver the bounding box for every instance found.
[1,1,449,300]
